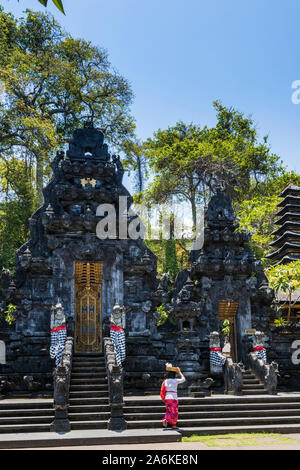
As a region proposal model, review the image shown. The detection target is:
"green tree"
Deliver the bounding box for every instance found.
[163,239,178,281]
[266,261,300,322]
[143,101,284,231]
[0,8,135,203]
[122,139,148,195]
[0,156,38,271]
[236,172,300,262]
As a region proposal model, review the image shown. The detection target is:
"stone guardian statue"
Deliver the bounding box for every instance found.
[50,302,67,367]
[253,331,267,364]
[110,301,126,367]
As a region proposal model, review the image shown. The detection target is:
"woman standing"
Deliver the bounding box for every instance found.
[160,367,185,429]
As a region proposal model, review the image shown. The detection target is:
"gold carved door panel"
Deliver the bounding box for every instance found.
[74,262,103,353]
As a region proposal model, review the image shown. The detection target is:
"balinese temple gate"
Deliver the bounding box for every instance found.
[0,123,300,399]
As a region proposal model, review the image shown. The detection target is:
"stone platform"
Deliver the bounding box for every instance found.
[2,393,300,448]
[0,428,181,449]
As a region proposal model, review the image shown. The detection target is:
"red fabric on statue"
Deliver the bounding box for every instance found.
[110,325,124,332]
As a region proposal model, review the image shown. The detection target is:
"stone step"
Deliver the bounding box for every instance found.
[0,402,53,411]
[69,390,109,398]
[72,359,105,365]
[68,404,110,413]
[243,379,261,384]
[242,383,266,390]
[69,412,110,421]
[125,408,300,421]
[69,384,109,391]
[124,396,300,406]
[70,420,107,430]
[73,354,104,358]
[68,397,109,406]
[126,415,300,429]
[71,367,106,373]
[71,372,107,379]
[0,429,181,449]
[188,386,207,392]
[0,415,53,426]
[124,402,300,413]
[190,392,206,398]
[0,409,54,418]
[72,362,106,368]
[70,378,107,385]
[0,423,51,434]
[242,390,269,395]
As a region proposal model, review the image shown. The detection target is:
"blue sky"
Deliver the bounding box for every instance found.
[2,0,300,179]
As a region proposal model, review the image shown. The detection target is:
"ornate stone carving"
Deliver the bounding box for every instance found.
[104,337,127,431]
[224,358,244,395]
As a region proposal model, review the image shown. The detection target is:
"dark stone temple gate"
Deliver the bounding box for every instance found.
[0,123,299,397]
[0,122,159,393]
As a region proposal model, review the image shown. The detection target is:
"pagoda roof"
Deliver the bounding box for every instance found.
[279,184,300,198]
[272,221,300,236]
[270,231,300,247]
[277,195,300,207]
[272,254,300,265]
[266,241,300,259]
[274,212,300,226]
[275,205,300,217]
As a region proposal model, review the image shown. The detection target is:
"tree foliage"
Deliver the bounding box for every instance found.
[266,261,300,321]
[143,101,284,232]
[38,0,65,15]
[0,7,135,203]
[236,172,300,263]
[0,156,38,271]
[0,6,135,271]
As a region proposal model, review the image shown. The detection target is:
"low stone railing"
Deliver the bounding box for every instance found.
[103,336,127,431]
[248,351,279,395]
[224,357,244,395]
[50,336,73,432]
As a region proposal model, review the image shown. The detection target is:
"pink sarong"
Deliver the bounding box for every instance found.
[162,399,179,426]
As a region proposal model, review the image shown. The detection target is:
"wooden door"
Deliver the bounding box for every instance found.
[74,262,103,353]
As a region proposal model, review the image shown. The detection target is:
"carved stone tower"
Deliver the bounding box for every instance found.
[0,123,158,392]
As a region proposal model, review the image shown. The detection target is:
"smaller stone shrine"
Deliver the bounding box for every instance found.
[151,186,276,390]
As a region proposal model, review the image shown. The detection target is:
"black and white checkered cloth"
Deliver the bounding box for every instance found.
[254,348,267,364]
[50,329,67,367]
[110,330,126,366]
[210,350,226,367]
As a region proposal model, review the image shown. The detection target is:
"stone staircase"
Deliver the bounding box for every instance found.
[0,400,54,434]
[68,353,110,430]
[0,353,110,434]
[2,355,300,439]
[123,395,300,436]
[242,369,268,395]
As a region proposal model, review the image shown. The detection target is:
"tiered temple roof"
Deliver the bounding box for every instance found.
[267,184,300,264]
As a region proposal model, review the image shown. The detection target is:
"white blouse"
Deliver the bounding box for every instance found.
[164,377,186,400]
